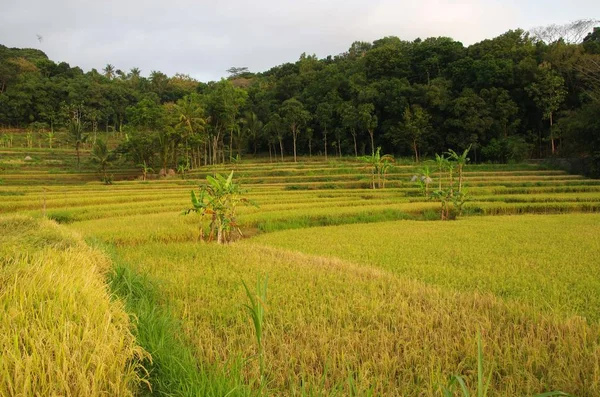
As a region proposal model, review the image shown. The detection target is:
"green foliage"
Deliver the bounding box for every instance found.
[428,146,471,219]
[440,331,571,397]
[184,171,257,244]
[1,23,599,171]
[105,248,247,396]
[90,138,112,183]
[359,147,395,189]
[242,275,268,387]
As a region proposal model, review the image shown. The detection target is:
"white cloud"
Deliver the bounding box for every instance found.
[0,0,597,81]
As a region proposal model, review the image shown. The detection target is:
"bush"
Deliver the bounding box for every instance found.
[47,210,76,224]
[481,136,532,163]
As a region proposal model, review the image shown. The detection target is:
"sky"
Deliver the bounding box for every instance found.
[1,0,598,82]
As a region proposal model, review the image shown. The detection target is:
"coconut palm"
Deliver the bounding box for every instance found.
[174,95,206,167]
[90,139,111,183]
[242,111,263,155]
[103,64,115,79]
[67,113,88,169]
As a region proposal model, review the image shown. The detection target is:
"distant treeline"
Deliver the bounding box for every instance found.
[1,21,599,174]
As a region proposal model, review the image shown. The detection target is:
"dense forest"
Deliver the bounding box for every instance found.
[1,21,599,175]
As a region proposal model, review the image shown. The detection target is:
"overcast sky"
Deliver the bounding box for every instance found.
[1,0,598,82]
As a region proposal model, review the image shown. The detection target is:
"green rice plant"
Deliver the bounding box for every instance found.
[441,331,571,397]
[242,275,269,387]
[46,210,76,224]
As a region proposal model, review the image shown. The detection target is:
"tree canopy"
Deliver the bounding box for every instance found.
[1,22,600,174]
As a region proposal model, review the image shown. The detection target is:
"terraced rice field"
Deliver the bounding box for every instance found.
[2,149,600,395]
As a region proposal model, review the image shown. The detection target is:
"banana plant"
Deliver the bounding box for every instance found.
[138,161,153,181]
[359,147,395,189]
[446,145,471,194]
[45,131,55,149]
[184,171,257,244]
[26,131,33,148]
[434,153,448,191]
[415,165,434,197]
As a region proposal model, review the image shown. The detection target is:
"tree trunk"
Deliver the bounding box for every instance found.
[279,138,284,162]
[217,225,223,244]
[308,138,312,157]
[324,132,328,161]
[369,130,375,156]
[372,169,376,190]
[413,139,419,163]
[292,128,297,163]
[212,136,219,165]
[352,132,357,157]
[268,143,272,162]
[76,142,80,169]
[204,142,208,166]
[550,112,555,155]
[229,129,233,161]
[338,140,341,157]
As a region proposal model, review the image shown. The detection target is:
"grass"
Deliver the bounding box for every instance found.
[100,242,250,396]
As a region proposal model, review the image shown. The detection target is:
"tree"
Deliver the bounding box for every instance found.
[530,19,599,44]
[358,103,378,155]
[280,98,311,162]
[227,67,250,78]
[66,107,87,169]
[264,114,285,161]
[402,104,431,163]
[340,102,360,157]
[205,80,247,164]
[103,64,115,80]
[316,101,335,160]
[242,111,263,155]
[174,94,206,167]
[90,139,111,183]
[526,63,567,154]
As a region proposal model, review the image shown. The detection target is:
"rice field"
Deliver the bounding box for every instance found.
[2,149,600,395]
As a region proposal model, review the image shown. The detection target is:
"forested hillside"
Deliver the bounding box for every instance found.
[1,22,599,174]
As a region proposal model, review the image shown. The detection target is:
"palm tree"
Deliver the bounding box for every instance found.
[68,112,87,169]
[242,111,263,155]
[174,95,206,167]
[90,139,111,182]
[103,64,115,79]
[129,67,141,78]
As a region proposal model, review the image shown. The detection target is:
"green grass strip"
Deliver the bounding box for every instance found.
[90,239,251,396]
